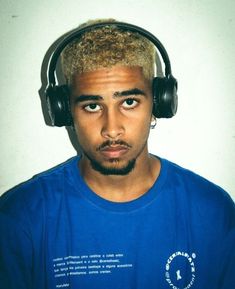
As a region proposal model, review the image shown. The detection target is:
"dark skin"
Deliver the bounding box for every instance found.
[71,65,160,202]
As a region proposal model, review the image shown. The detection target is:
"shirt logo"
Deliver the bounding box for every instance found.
[176,270,182,280]
[165,251,196,289]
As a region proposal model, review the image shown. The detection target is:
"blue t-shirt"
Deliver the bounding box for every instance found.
[0,156,234,289]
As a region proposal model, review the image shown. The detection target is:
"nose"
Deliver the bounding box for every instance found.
[101,109,124,140]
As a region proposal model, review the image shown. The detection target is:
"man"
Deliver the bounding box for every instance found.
[0,19,234,289]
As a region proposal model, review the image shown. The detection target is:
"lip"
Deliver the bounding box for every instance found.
[100,146,129,158]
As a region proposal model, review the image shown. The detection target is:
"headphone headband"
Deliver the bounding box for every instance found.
[47,21,172,86]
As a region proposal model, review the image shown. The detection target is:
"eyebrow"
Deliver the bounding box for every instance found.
[74,88,147,104]
[74,95,103,104]
[113,88,147,98]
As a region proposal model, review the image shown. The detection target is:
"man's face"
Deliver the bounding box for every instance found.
[71,65,153,175]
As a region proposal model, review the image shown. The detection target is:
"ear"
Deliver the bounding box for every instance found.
[150,115,157,129]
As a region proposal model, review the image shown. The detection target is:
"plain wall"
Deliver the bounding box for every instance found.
[0,0,234,199]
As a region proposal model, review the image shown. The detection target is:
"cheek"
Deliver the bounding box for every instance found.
[127,113,152,141]
[73,109,95,131]
[73,116,101,146]
[129,104,152,126]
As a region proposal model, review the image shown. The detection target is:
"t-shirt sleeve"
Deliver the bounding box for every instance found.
[0,212,33,289]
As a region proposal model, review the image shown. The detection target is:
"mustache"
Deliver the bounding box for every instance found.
[96,140,132,151]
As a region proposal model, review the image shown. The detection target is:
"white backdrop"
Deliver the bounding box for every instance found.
[0,0,234,199]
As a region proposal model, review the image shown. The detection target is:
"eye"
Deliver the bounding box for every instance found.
[122,98,139,109]
[83,103,101,112]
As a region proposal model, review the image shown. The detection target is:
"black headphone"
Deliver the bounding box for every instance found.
[45,22,178,127]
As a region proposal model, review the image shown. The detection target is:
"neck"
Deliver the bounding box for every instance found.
[79,149,161,202]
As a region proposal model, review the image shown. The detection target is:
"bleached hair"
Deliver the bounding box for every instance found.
[61,19,156,84]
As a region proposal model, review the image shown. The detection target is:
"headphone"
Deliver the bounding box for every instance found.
[45,22,178,127]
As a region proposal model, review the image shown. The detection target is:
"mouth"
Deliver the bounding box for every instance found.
[100,146,129,158]
[97,141,131,159]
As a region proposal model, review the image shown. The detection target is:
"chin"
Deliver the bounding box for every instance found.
[90,158,136,176]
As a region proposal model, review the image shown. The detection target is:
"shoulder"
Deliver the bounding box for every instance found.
[0,156,79,218]
[161,157,235,228]
[162,157,232,198]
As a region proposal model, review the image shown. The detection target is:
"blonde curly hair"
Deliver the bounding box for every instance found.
[61,19,156,84]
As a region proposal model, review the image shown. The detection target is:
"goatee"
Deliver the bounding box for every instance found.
[84,151,136,175]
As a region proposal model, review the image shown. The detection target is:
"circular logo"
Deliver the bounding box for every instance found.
[165,251,196,289]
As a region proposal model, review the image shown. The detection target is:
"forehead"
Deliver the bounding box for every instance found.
[71,65,151,94]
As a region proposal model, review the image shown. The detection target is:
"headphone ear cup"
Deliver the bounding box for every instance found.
[152,76,178,118]
[46,85,73,127]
